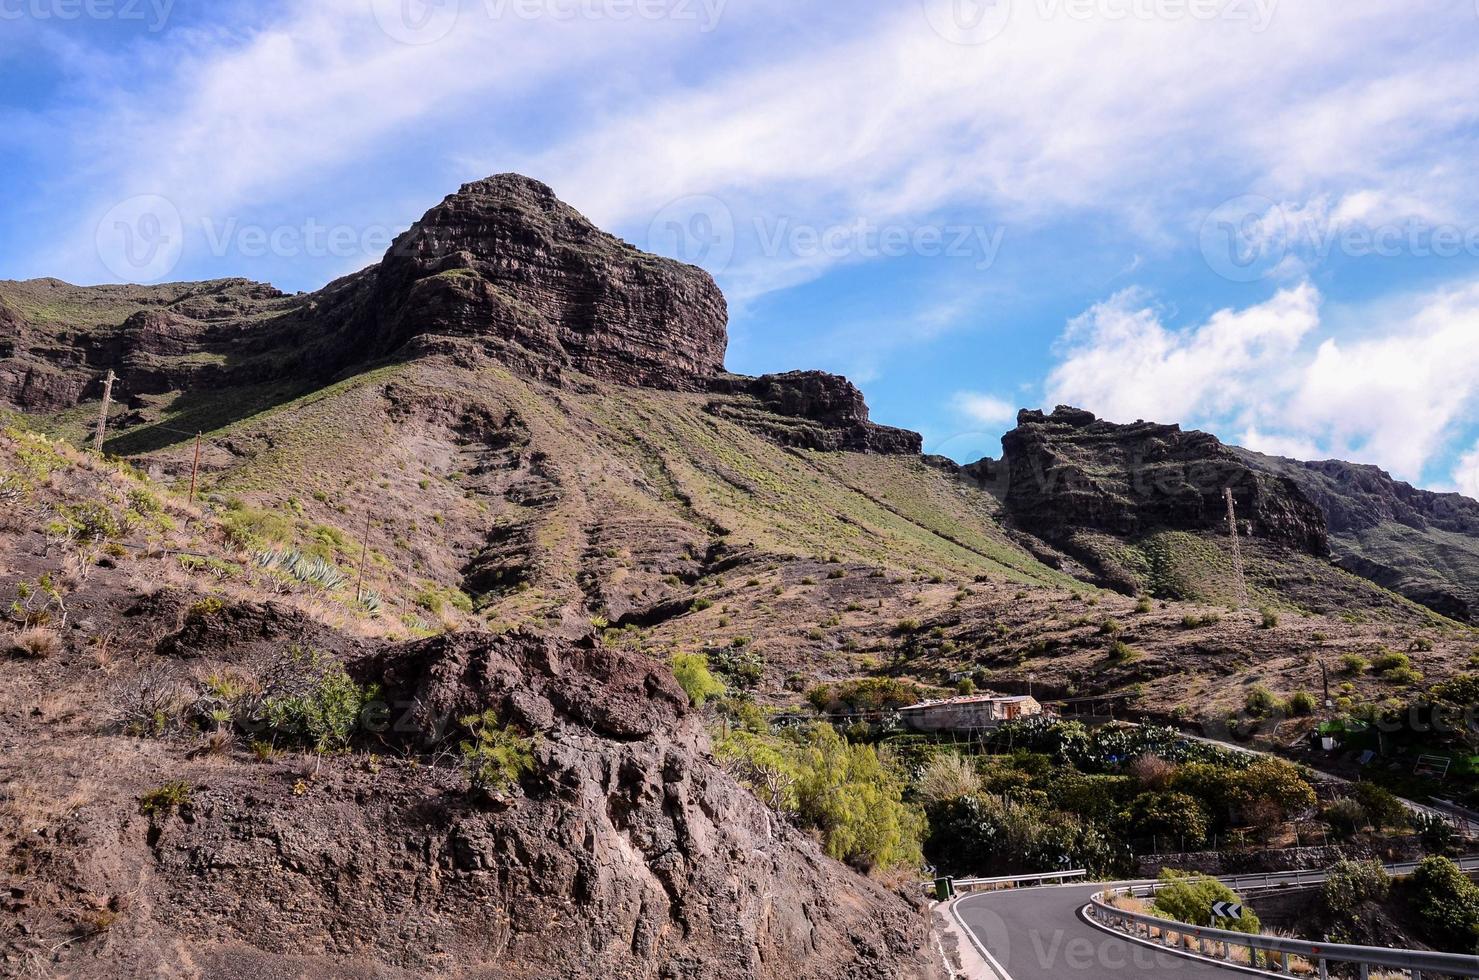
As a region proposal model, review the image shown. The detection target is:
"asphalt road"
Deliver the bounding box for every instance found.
[953,884,1247,980]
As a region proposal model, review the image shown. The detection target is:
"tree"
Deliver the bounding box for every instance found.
[1322,798,1368,841]
[791,724,925,872]
[1409,856,1479,952]
[1352,782,1408,830]
[672,653,725,707]
[1123,791,1208,850]
[1226,758,1316,825]
[1320,860,1389,940]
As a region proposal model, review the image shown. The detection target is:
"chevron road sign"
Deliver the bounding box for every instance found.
[1210,901,1244,920]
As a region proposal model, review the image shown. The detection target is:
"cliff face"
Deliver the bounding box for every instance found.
[1239,450,1479,622]
[993,407,1329,557]
[350,175,729,389]
[706,371,924,454]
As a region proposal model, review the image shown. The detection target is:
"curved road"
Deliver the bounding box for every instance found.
[954,883,1245,978]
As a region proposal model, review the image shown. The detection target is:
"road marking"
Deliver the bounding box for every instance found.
[950,895,1015,980]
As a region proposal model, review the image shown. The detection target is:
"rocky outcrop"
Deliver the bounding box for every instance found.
[96,631,938,979]
[346,175,729,389]
[987,406,1329,555]
[706,372,923,454]
[1240,450,1479,622]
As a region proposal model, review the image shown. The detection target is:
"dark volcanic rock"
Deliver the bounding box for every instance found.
[992,406,1329,555]
[70,630,939,979]
[1240,450,1479,622]
[350,175,729,389]
[706,371,923,454]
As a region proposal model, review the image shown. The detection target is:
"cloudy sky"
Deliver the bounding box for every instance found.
[5,0,1479,494]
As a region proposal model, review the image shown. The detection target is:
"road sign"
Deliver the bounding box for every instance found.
[1211,901,1244,920]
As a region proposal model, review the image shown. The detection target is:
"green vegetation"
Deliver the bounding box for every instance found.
[1319,860,1390,939]
[1410,856,1479,952]
[717,723,923,872]
[1151,871,1260,933]
[254,649,383,751]
[458,709,536,796]
[672,653,725,707]
[138,781,193,816]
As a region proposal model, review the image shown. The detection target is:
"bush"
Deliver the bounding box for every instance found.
[1413,812,1456,854]
[1135,597,1153,614]
[1409,856,1479,952]
[1259,607,1280,629]
[458,709,536,796]
[1107,639,1138,664]
[1352,782,1407,830]
[1226,757,1316,826]
[672,653,725,707]
[1320,860,1390,933]
[1123,791,1208,848]
[1287,691,1317,717]
[1151,871,1260,933]
[1244,685,1282,719]
[1340,653,1368,675]
[138,782,192,816]
[914,752,982,806]
[1323,798,1368,840]
[1099,618,1123,636]
[7,627,60,659]
[1179,613,1220,629]
[256,651,381,752]
[925,793,1120,879]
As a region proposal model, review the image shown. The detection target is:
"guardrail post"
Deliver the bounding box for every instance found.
[1358,964,1368,980]
[1316,957,1327,980]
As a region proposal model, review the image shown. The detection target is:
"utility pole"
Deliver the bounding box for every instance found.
[93,370,116,454]
[355,512,372,605]
[1225,487,1249,609]
[188,432,203,504]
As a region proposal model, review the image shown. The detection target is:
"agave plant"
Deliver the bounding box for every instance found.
[254,549,348,590]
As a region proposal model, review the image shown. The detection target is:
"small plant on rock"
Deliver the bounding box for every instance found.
[458,709,535,797]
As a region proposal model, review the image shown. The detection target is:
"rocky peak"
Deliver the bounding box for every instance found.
[992,405,1330,556]
[353,173,730,388]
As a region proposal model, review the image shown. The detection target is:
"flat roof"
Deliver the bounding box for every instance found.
[899,694,1038,712]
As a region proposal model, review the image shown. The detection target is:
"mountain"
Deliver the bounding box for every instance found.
[2,175,1477,976]
[1237,450,1479,623]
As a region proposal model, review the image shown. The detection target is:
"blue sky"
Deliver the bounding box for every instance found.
[5,0,1479,494]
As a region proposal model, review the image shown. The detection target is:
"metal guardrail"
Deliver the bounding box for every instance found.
[930,869,1089,894]
[1089,858,1479,979]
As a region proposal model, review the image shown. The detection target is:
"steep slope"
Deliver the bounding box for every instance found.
[1239,450,1479,623]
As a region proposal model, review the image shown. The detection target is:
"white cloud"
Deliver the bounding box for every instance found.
[1455,446,1479,500]
[952,392,1017,427]
[1045,280,1479,484]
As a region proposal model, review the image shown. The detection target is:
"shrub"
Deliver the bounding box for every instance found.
[1123,791,1208,848]
[914,752,982,806]
[1409,856,1479,952]
[1129,754,1178,790]
[1259,607,1280,629]
[1179,613,1220,629]
[1413,812,1456,855]
[895,618,921,634]
[925,792,1120,879]
[1244,686,1282,719]
[1351,782,1407,830]
[690,598,713,612]
[1287,691,1317,717]
[7,627,60,659]
[1371,650,1411,673]
[138,782,192,816]
[956,678,976,696]
[1151,871,1260,933]
[1320,860,1390,932]
[672,653,725,707]
[1323,798,1368,840]
[458,709,536,796]
[1107,639,1139,664]
[1099,618,1123,636]
[1340,653,1368,675]
[1226,757,1316,826]
[257,652,382,752]
[1134,597,1153,614]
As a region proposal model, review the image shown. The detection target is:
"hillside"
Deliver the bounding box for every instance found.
[3,174,1479,976]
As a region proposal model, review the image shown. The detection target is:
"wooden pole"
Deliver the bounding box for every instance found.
[93,370,116,454]
[188,432,202,504]
[355,512,372,604]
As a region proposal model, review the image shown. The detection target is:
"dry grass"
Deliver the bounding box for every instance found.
[8,626,61,659]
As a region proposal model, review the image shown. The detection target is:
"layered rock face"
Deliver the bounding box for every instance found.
[991,407,1329,556]
[706,371,923,454]
[122,631,938,979]
[1241,450,1479,622]
[350,175,730,389]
